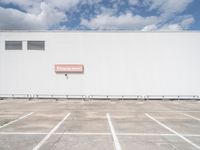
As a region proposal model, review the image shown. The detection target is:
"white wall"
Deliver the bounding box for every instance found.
[0,31,200,95]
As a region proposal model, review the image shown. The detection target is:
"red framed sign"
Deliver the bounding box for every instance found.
[55,64,84,73]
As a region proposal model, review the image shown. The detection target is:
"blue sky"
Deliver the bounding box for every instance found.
[0,0,199,31]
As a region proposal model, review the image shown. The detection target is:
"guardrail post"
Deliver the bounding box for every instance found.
[82,95,84,101]
[28,94,31,101]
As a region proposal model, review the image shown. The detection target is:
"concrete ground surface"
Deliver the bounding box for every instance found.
[0,99,200,150]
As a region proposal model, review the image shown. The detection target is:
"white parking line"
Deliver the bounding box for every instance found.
[55,132,111,135]
[184,134,200,137]
[32,113,71,150]
[0,112,34,129]
[0,132,47,135]
[145,113,200,150]
[0,132,200,137]
[107,113,122,150]
[184,114,200,121]
[0,132,110,135]
[148,111,200,113]
[117,133,175,136]
[118,133,200,137]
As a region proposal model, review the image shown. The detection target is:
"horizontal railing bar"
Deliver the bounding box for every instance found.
[0,94,30,98]
[0,94,87,100]
[33,94,86,99]
[145,95,199,97]
[0,94,199,100]
[88,95,143,100]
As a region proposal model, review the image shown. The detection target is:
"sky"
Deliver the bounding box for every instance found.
[0,0,199,31]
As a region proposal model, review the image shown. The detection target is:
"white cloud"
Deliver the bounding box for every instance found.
[159,24,183,31]
[128,0,139,5]
[0,0,41,13]
[180,16,194,29]
[147,0,193,16]
[80,0,194,30]
[141,15,195,31]
[0,0,102,14]
[37,2,67,27]
[47,0,81,11]
[0,0,195,30]
[0,0,38,7]
[160,15,194,31]
[0,0,84,13]
[0,2,66,30]
[141,24,158,31]
[81,13,159,30]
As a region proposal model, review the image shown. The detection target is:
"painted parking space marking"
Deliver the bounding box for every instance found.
[56,132,111,135]
[184,114,200,121]
[32,113,71,150]
[145,113,200,149]
[0,132,47,135]
[1,132,200,137]
[107,113,122,150]
[1,100,200,150]
[0,112,34,129]
[117,133,175,136]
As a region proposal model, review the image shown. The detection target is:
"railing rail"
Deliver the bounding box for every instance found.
[144,95,199,100]
[0,94,86,100]
[0,94,30,99]
[32,94,86,100]
[88,95,143,100]
[0,94,199,101]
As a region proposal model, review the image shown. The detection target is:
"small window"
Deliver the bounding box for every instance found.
[5,41,22,50]
[27,41,45,50]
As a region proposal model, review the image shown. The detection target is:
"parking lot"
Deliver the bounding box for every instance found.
[0,100,200,150]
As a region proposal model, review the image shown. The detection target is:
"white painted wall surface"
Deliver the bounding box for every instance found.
[0,31,200,95]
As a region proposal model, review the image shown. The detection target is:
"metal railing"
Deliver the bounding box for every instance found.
[0,94,199,101]
[32,94,86,100]
[0,94,86,100]
[144,95,199,100]
[88,95,143,100]
[0,94,30,100]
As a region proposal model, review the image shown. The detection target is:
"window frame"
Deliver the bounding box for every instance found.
[5,41,23,50]
[27,41,45,50]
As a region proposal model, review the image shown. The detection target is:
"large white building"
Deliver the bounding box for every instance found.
[0,31,200,98]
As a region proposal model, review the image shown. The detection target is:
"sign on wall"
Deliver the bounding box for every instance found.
[55,64,84,73]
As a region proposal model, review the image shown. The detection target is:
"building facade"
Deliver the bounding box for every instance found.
[0,31,200,96]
